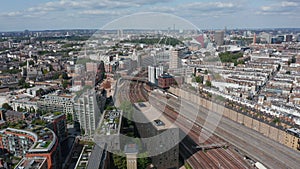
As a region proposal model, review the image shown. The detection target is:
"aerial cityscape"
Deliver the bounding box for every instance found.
[0,1,300,169]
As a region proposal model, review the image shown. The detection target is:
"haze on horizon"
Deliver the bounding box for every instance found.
[0,0,300,31]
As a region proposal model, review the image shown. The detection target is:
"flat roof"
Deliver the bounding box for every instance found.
[134,102,177,131]
[15,157,47,169]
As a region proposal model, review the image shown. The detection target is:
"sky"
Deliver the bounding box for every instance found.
[0,0,300,31]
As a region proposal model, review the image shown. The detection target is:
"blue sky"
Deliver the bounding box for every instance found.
[0,0,299,31]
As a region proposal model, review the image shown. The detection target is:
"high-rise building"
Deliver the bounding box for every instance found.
[253,33,256,44]
[148,66,156,84]
[155,66,163,79]
[170,49,182,69]
[214,31,224,46]
[117,29,124,38]
[260,32,271,44]
[285,34,293,42]
[74,91,106,136]
[148,66,163,84]
[271,37,278,44]
[277,35,284,43]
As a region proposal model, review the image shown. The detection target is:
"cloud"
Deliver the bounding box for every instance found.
[0,0,176,19]
[181,2,240,12]
[79,10,126,16]
[281,1,298,7]
[176,1,243,17]
[258,1,299,15]
[2,11,22,17]
[145,1,243,18]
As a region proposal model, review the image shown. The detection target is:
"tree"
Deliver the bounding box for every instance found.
[205,80,212,87]
[113,153,126,169]
[49,64,54,71]
[62,80,69,89]
[52,72,60,80]
[42,69,49,75]
[219,52,243,63]
[277,64,281,71]
[81,128,85,135]
[62,72,69,80]
[138,152,151,169]
[18,78,25,86]
[29,60,34,66]
[18,78,30,88]
[291,56,296,63]
[2,103,13,110]
[17,106,26,112]
[67,113,73,124]
[195,76,203,84]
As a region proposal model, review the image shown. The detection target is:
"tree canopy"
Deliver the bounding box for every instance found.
[2,103,13,110]
[219,52,244,65]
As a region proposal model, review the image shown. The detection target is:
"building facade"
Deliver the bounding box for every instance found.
[214,31,224,46]
[169,49,182,69]
[0,127,59,169]
[158,73,176,89]
[74,91,106,136]
[37,92,75,117]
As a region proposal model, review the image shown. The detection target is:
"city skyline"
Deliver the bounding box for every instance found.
[1,0,300,31]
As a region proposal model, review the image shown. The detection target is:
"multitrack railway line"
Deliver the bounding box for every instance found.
[127,81,251,169]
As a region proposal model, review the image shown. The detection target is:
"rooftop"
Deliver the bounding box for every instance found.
[15,157,47,169]
[134,102,176,131]
[97,109,122,135]
[42,112,64,121]
[287,128,300,137]
[1,126,57,153]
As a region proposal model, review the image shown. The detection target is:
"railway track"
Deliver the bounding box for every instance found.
[125,77,251,169]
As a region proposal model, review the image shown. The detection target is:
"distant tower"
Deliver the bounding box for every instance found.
[117,29,123,38]
[253,33,256,44]
[26,59,30,81]
[84,46,87,57]
[132,49,137,60]
[26,59,30,70]
[137,55,142,68]
[169,49,182,69]
[148,66,156,84]
[214,31,224,46]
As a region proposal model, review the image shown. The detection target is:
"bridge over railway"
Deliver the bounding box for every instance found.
[121,76,148,82]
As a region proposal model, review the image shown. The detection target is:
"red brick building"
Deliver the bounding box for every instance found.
[158,74,176,89]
